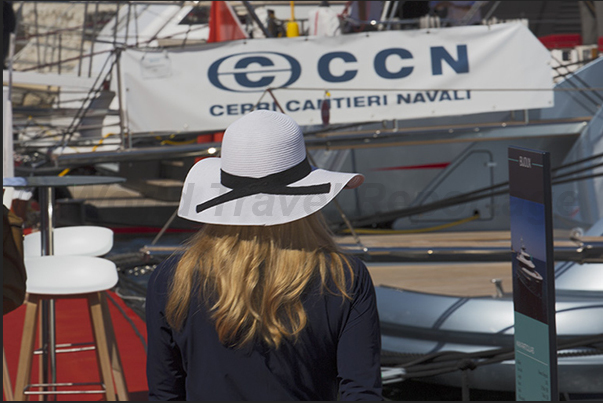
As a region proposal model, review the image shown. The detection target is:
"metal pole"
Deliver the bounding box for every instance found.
[49,298,57,393]
[50,30,58,74]
[34,3,42,71]
[78,2,89,76]
[461,369,471,401]
[114,48,127,150]
[4,34,16,180]
[113,2,120,46]
[57,34,62,106]
[134,3,140,47]
[57,34,62,75]
[8,33,15,99]
[241,0,272,37]
[39,186,56,399]
[151,208,179,246]
[88,2,99,78]
[460,1,484,25]
[483,1,502,21]
[125,2,131,45]
[39,187,54,262]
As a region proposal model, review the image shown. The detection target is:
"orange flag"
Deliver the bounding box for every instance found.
[207,1,249,42]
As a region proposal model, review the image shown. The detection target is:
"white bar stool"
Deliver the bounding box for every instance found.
[13,255,127,401]
[14,226,128,401]
[23,226,114,258]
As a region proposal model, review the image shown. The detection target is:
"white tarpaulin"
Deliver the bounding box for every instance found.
[119,23,553,133]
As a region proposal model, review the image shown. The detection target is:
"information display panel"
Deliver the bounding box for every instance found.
[508,147,558,401]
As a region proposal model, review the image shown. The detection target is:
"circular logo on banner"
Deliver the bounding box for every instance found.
[208,52,301,93]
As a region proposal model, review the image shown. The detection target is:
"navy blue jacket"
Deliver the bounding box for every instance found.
[146,254,382,401]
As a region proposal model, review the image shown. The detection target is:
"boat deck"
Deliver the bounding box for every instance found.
[334,230,583,248]
[365,261,512,297]
[333,230,599,297]
[141,230,602,298]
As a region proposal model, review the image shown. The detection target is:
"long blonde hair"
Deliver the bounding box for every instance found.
[165,212,353,348]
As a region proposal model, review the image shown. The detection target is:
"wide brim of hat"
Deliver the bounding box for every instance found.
[178,158,364,226]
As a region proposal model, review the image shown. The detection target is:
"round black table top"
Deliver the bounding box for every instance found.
[3,175,125,188]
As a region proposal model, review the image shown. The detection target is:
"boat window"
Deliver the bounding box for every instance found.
[179,6,211,25]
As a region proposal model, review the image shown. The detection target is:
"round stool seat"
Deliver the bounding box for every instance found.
[24,226,114,258]
[24,256,118,295]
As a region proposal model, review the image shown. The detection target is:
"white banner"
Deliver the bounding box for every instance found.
[120,23,553,133]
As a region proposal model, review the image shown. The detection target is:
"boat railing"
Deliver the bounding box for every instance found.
[134,234,603,264]
[380,332,603,399]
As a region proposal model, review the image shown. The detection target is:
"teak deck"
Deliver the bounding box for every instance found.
[365,261,512,298]
[334,231,590,298]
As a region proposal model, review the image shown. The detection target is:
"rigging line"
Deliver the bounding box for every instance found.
[387,333,603,367]
[553,161,603,181]
[384,152,603,211]
[16,122,120,145]
[555,260,577,280]
[553,57,603,104]
[133,3,141,48]
[124,2,132,48]
[549,53,603,107]
[551,170,603,186]
[345,170,603,229]
[146,1,187,45]
[556,79,601,114]
[552,152,603,172]
[18,25,83,40]
[63,55,114,137]
[59,51,117,150]
[478,335,603,368]
[346,188,509,229]
[105,291,148,353]
[277,87,603,93]
[15,130,56,144]
[304,121,380,136]
[181,19,194,48]
[552,58,600,74]
[393,333,603,374]
[340,213,479,235]
[92,22,210,47]
[19,50,115,73]
[89,2,99,78]
[389,345,603,381]
[424,153,603,199]
[251,89,269,111]
[482,1,501,21]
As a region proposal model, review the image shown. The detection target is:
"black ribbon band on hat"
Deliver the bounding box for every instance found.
[196,157,331,213]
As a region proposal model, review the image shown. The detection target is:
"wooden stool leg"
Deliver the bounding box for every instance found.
[14,296,41,401]
[3,347,14,401]
[88,292,116,401]
[37,303,43,401]
[101,292,129,401]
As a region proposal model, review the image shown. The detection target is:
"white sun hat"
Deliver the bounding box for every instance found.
[178,110,364,226]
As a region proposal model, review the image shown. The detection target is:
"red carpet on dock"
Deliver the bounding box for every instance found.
[3,291,148,401]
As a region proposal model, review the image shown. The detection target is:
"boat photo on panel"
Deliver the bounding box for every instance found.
[510,197,548,324]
